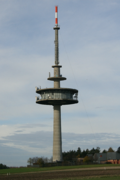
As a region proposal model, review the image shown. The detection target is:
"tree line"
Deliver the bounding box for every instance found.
[0,163,9,169]
[27,156,53,167]
[62,146,120,162]
[27,147,120,166]
[62,147,100,162]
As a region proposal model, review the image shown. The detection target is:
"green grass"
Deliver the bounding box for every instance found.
[0,164,120,175]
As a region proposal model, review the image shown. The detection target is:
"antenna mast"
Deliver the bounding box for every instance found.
[54,6,60,65]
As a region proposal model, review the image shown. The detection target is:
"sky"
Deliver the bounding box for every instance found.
[0,0,120,166]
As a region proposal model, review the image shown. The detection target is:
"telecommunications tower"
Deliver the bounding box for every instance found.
[35,6,78,162]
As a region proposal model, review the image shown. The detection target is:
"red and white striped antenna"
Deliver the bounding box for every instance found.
[55,6,58,26]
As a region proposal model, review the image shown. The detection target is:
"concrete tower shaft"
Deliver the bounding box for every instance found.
[53,65,60,88]
[54,27,59,65]
[54,6,60,89]
[53,105,62,161]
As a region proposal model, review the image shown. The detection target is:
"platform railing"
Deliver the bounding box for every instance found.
[36,93,78,101]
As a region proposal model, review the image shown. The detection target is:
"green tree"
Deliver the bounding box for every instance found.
[102,149,107,153]
[81,150,87,157]
[86,149,89,154]
[117,147,120,153]
[37,158,44,167]
[27,158,32,166]
[76,154,80,158]
[0,164,9,169]
[83,156,90,163]
[96,147,100,153]
[108,147,114,152]
[77,147,81,156]
[89,148,95,155]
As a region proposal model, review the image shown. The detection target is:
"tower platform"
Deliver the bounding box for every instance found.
[36,88,78,105]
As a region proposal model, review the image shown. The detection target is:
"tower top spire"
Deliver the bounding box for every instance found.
[55,6,58,26]
[54,6,60,65]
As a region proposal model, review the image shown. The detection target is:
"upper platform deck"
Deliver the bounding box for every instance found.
[36,87,78,94]
[35,87,78,106]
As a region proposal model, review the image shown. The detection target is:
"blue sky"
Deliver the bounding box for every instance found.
[0,0,120,166]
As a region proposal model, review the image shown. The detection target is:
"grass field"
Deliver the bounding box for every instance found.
[0,164,120,175]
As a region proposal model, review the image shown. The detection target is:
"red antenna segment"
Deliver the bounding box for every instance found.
[55,6,58,25]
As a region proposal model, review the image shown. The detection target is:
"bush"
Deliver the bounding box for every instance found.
[83,156,91,163]
[106,162,112,164]
[0,163,9,169]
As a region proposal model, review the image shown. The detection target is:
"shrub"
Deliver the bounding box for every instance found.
[0,163,9,169]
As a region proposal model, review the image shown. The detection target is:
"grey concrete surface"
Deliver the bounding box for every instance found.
[53,105,62,161]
